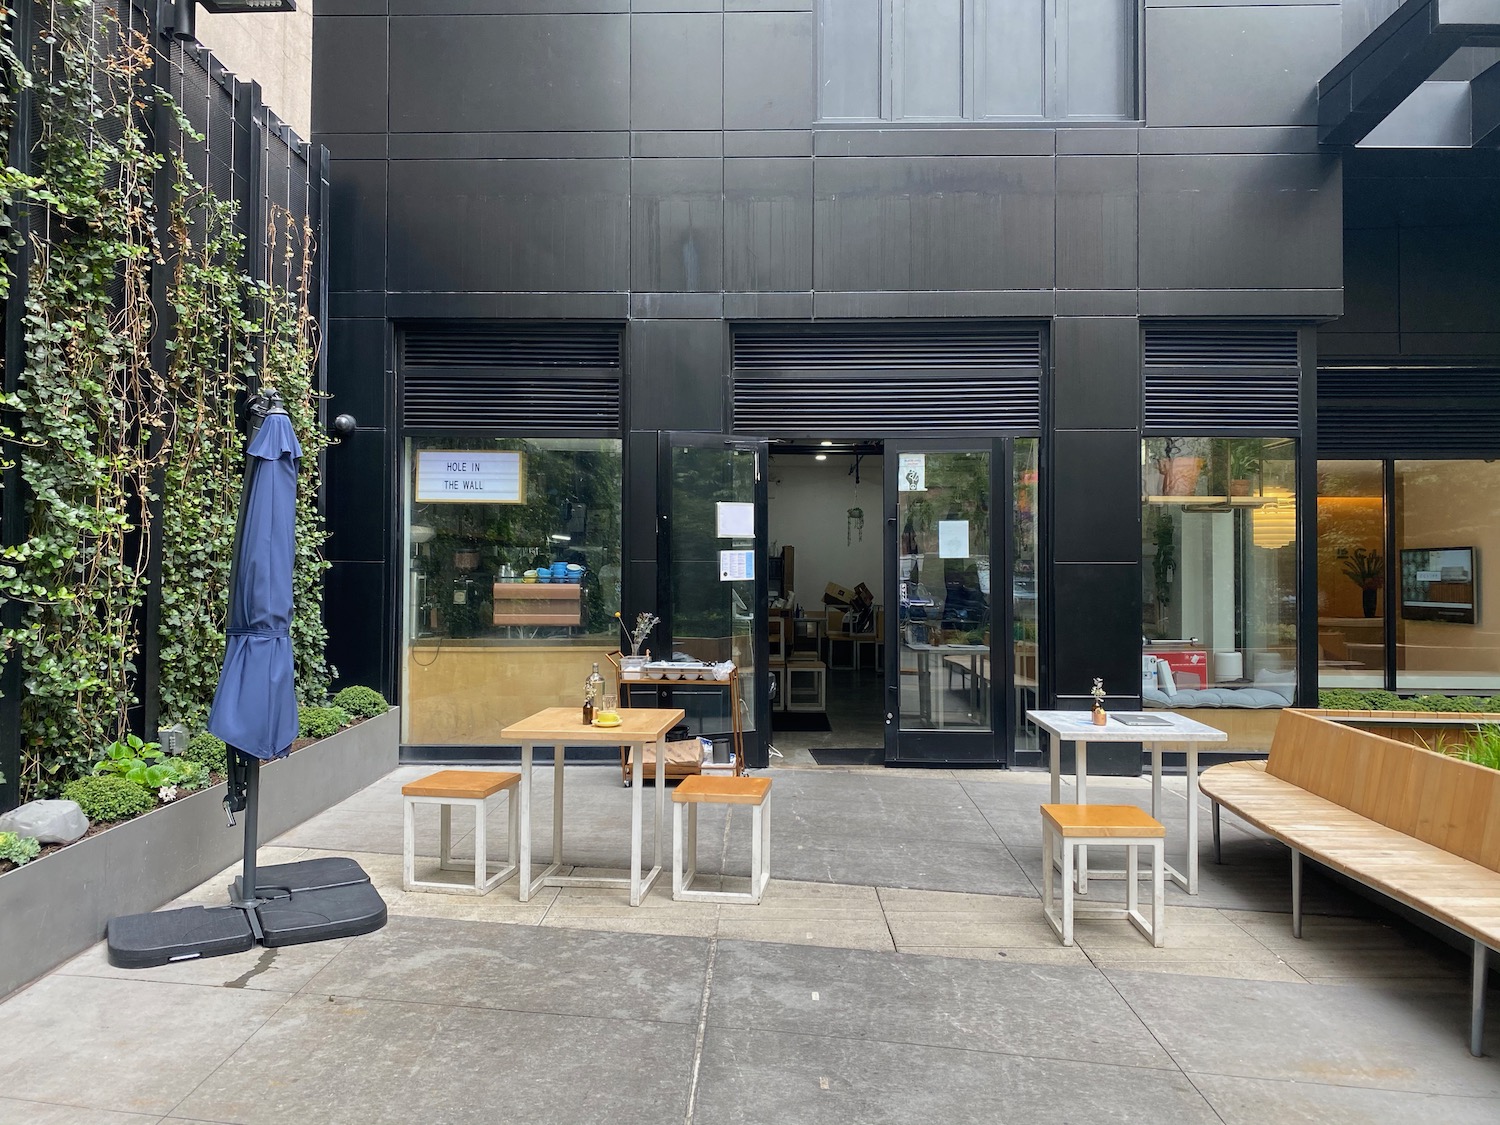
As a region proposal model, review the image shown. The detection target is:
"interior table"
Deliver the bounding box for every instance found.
[500,706,685,906]
[1025,709,1228,895]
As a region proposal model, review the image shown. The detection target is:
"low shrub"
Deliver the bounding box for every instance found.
[331,685,389,719]
[62,775,155,822]
[169,759,211,792]
[1313,689,1499,712]
[299,706,351,740]
[181,732,227,774]
[0,830,41,867]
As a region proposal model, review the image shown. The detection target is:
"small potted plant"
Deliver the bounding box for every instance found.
[615,610,660,675]
[1340,547,1384,618]
[1091,678,1107,725]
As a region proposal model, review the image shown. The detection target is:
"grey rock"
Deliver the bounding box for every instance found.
[0,800,89,844]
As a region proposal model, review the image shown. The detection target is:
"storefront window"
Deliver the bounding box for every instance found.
[1394,460,1500,694]
[1013,439,1040,754]
[1141,438,1297,729]
[403,437,622,744]
[1315,460,1384,689]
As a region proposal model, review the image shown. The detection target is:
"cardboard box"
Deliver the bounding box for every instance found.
[853,582,874,609]
[1152,649,1207,689]
[823,582,855,606]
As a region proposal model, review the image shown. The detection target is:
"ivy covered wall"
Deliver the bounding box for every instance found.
[0,0,331,808]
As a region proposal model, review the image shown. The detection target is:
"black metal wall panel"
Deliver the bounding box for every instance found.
[1056,156,1139,292]
[628,320,725,432]
[1053,317,1141,431]
[724,11,816,130]
[386,159,630,293]
[813,157,1056,292]
[389,15,629,133]
[1139,154,1342,292]
[630,159,724,293]
[630,13,722,130]
[312,17,388,135]
[329,160,388,293]
[1144,6,1343,128]
[724,158,814,293]
[327,318,389,426]
[1052,429,1142,563]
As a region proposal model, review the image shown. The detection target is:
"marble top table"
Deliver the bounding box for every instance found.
[1026,709,1229,894]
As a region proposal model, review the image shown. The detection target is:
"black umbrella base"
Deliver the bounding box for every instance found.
[106,857,387,969]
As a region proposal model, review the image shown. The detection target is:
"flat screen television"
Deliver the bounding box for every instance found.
[1400,546,1477,624]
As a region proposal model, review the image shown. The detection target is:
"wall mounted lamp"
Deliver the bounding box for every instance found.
[159,0,296,43]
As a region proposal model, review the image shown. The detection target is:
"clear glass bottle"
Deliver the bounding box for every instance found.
[583,662,604,724]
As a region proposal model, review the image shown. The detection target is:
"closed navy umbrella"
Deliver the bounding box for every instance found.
[208,396,301,905]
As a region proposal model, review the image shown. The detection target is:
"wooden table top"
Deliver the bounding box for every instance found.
[500,706,686,744]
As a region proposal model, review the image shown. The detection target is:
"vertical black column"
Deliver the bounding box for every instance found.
[1296,325,1320,700]
[1049,316,1144,776]
[0,0,34,810]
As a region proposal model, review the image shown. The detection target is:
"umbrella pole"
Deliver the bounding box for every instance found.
[231,755,263,920]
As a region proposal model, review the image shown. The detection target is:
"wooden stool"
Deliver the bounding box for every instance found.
[1041,804,1164,947]
[673,775,772,904]
[402,770,520,895]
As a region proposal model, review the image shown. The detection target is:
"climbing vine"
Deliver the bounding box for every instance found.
[0,4,332,799]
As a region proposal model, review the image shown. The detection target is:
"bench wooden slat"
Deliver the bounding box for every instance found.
[1202,760,1500,949]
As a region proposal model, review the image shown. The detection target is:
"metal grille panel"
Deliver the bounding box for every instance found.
[1319,369,1500,458]
[735,374,1040,434]
[404,327,622,370]
[734,326,1041,371]
[1143,326,1301,432]
[403,372,620,432]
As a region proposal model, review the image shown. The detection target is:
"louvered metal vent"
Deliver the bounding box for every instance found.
[733,326,1041,371]
[400,325,622,432]
[1319,369,1500,458]
[403,372,620,432]
[403,326,621,369]
[1143,326,1301,432]
[735,375,1040,435]
[1143,327,1298,368]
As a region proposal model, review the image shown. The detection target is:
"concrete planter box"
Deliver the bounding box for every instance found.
[0,708,399,1000]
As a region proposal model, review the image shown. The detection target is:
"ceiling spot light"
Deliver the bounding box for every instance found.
[821,441,833,446]
[815,454,827,461]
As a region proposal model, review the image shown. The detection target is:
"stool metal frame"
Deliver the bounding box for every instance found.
[402,772,519,896]
[673,776,772,905]
[1041,804,1164,947]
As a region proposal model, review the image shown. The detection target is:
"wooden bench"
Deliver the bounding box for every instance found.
[1201,709,1500,1055]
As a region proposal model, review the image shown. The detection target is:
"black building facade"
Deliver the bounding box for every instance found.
[312,0,1500,769]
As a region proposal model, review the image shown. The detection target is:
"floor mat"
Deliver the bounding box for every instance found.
[807,747,884,766]
[771,711,833,732]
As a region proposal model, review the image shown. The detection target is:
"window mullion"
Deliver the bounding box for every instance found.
[887,0,901,121]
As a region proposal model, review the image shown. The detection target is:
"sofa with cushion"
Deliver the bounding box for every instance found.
[1142,655,1294,710]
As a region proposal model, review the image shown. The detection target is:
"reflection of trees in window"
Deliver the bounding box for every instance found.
[413,438,622,637]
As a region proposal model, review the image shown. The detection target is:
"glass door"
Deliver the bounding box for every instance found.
[885,442,1006,764]
[661,434,770,767]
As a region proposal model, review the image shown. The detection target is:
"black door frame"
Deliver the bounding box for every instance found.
[657,432,771,768]
[883,438,1014,766]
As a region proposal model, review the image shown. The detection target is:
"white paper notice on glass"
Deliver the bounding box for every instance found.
[719,549,755,582]
[716,501,755,538]
[898,453,926,492]
[938,520,970,559]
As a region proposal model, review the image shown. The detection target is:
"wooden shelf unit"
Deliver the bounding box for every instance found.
[492,582,582,626]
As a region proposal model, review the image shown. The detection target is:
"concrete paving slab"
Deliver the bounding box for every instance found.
[692,1026,1222,1125]
[56,936,348,993]
[897,944,1092,965]
[0,1100,161,1125]
[0,975,287,1116]
[1191,1071,1500,1125]
[1110,969,1500,1097]
[1095,959,1308,984]
[715,915,897,952]
[170,992,698,1125]
[301,915,707,1024]
[708,940,1174,1069]
[778,832,1033,895]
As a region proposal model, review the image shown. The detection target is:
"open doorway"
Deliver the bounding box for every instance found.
[766,441,885,765]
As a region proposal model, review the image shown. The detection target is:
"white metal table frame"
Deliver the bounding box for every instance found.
[501,707,686,907]
[1026,709,1229,894]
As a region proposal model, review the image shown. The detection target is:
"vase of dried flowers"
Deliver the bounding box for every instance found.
[1090,678,1107,725]
[615,611,660,674]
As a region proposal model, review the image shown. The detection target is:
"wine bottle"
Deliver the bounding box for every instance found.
[584,661,603,724]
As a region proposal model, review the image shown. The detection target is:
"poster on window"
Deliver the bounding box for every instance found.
[719,549,754,582]
[898,454,926,492]
[938,520,970,559]
[415,450,525,504]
